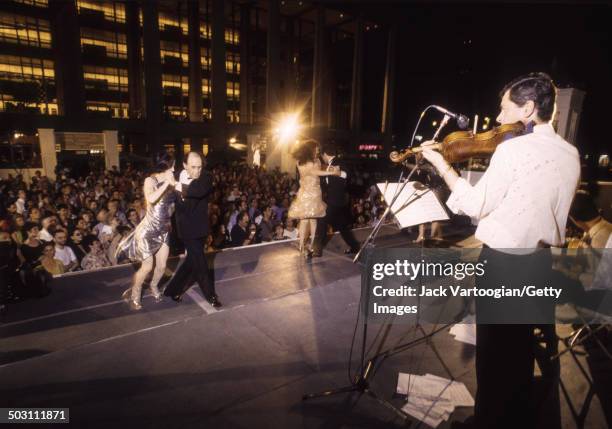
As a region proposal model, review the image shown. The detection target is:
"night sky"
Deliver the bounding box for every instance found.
[356,2,611,156]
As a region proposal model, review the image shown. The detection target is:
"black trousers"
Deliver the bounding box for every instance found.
[164,237,215,299]
[474,247,556,429]
[313,204,359,253]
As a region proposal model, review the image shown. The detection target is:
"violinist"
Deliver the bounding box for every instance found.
[421,73,580,429]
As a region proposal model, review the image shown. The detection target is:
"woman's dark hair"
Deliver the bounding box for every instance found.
[24,222,39,233]
[153,151,175,173]
[83,235,100,251]
[500,72,556,122]
[291,139,320,165]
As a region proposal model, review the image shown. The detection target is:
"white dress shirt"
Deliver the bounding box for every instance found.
[54,245,77,266]
[446,123,580,249]
[325,156,347,184]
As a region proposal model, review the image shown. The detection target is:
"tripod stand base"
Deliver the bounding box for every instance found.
[302,378,411,422]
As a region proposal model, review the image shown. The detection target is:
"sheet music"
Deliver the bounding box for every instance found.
[377,182,449,229]
[397,373,475,427]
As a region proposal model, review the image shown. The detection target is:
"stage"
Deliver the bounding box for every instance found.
[0,226,609,428]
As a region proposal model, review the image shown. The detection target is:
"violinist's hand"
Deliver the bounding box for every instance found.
[420,141,447,173]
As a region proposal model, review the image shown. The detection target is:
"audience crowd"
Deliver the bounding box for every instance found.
[0,160,386,304]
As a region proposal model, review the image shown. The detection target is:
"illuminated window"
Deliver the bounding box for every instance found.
[202,108,211,120]
[159,13,188,34]
[0,54,56,114]
[11,0,48,7]
[161,40,189,65]
[225,28,239,44]
[77,1,126,23]
[86,101,128,118]
[83,66,129,92]
[227,110,240,123]
[202,79,211,95]
[201,47,211,70]
[226,52,240,74]
[0,13,52,48]
[226,81,240,100]
[162,74,189,96]
[200,23,211,39]
[81,28,127,59]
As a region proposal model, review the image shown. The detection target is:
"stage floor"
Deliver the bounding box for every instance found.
[1,226,610,428]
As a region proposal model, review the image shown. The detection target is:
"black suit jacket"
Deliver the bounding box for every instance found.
[321,157,350,207]
[175,171,213,240]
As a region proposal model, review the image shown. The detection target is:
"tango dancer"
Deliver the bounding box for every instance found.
[117,152,176,310]
[163,152,221,307]
[312,143,360,257]
[288,140,340,258]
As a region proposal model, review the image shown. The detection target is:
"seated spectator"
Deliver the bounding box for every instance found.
[231,211,255,247]
[126,208,140,229]
[20,222,43,265]
[53,230,79,272]
[39,243,65,275]
[93,208,113,241]
[258,206,275,242]
[10,214,26,246]
[15,189,26,215]
[39,216,55,242]
[27,207,41,224]
[68,228,87,264]
[273,224,286,241]
[56,204,75,231]
[81,237,111,271]
[212,224,229,249]
[283,219,298,240]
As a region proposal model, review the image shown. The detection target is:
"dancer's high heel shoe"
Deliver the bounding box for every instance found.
[122,288,142,310]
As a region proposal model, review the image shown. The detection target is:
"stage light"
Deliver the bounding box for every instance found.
[432,121,438,127]
[276,113,301,143]
[229,137,237,144]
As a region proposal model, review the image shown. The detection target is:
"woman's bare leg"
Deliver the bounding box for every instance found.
[127,256,153,306]
[150,243,170,299]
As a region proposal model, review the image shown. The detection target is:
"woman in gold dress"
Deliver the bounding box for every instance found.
[288,140,340,257]
[116,152,176,310]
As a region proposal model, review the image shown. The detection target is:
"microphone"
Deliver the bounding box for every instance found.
[432,105,470,129]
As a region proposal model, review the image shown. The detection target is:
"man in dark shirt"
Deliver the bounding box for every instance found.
[231,211,255,247]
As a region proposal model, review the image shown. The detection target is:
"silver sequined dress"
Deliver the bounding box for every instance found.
[116,177,175,261]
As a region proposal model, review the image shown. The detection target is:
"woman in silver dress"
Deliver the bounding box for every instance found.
[117,152,176,310]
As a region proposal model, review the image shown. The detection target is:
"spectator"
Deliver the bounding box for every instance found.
[81,237,111,271]
[53,230,79,272]
[15,190,26,214]
[68,228,87,264]
[126,208,140,229]
[273,224,286,241]
[10,214,26,246]
[93,208,112,241]
[20,222,43,265]
[39,216,55,242]
[258,206,275,242]
[39,243,65,275]
[231,211,254,247]
[283,219,298,240]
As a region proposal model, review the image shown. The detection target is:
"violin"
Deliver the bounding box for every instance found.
[389,122,525,164]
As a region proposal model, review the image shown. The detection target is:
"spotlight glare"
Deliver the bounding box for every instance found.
[277,113,301,142]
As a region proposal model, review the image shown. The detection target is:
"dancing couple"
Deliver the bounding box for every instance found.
[288,140,360,258]
[118,151,220,310]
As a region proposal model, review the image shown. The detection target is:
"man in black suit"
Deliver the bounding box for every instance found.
[312,144,360,257]
[163,152,221,307]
